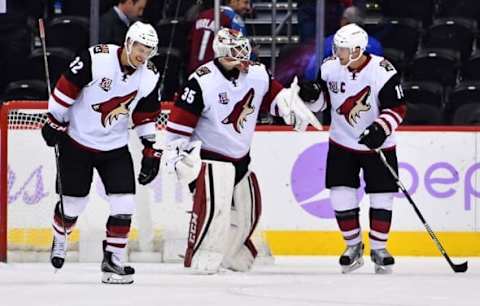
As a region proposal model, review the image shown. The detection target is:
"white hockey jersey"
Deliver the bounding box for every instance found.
[48,44,160,151]
[165,59,284,160]
[315,54,406,151]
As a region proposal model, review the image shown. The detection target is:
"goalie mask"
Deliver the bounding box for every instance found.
[213,28,252,72]
[332,23,368,67]
[124,21,158,68]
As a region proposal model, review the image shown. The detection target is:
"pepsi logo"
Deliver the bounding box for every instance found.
[290,142,365,219]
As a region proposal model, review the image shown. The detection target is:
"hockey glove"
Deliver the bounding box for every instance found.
[298,81,321,104]
[41,113,68,147]
[138,139,162,185]
[275,76,323,131]
[358,122,388,150]
[165,139,202,184]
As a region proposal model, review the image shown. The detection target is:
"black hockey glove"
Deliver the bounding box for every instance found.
[138,139,162,185]
[41,113,68,147]
[298,81,321,103]
[358,122,388,150]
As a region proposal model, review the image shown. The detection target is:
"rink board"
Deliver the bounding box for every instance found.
[6,128,480,255]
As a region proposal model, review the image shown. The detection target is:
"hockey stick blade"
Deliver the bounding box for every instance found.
[450,260,468,273]
[376,150,468,273]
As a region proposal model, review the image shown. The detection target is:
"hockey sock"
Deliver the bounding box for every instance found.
[335,208,361,246]
[52,202,78,240]
[105,214,132,264]
[369,208,392,250]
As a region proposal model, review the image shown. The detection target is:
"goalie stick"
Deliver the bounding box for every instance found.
[376,149,468,273]
[38,18,68,244]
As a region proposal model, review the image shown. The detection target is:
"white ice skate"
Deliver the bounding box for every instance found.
[101,241,135,284]
[50,236,67,270]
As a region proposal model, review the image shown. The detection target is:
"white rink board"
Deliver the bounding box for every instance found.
[6,130,480,233]
[251,131,480,231]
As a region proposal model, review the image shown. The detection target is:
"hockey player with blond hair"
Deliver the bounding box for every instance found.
[300,23,407,274]
[164,28,322,274]
[41,21,162,284]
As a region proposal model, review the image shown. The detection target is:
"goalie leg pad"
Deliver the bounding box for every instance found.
[222,171,262,272]
[184,161,235,274]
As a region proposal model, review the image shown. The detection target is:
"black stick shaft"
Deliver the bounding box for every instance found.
[376,149,467,273]
[39,18,68,241]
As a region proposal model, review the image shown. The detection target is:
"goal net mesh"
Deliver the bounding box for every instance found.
[3,101,272,263]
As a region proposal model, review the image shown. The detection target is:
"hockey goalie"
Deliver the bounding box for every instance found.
[163,28,322,274]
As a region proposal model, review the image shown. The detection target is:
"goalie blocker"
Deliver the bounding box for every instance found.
[184,160,262,274]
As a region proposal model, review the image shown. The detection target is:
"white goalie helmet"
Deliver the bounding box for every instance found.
[332,23,368,66]
[213,28,252,62]
[124,21,158,65]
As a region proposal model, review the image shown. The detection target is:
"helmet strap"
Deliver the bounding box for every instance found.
[125,39,138,69]
[345,47,364,68]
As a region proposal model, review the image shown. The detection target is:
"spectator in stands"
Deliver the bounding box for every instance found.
[99,0,148,45]
[298,0,351,42]
[323,6,383,58]
[187,0,251,73]
[303,6,383,80]
[142,0,198,25]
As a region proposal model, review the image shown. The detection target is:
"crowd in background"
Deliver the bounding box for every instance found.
[1,0,480,124]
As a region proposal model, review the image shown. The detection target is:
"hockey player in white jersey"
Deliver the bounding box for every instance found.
[163,28,321,274]
[41,21,162,284]
[299,23,407,274]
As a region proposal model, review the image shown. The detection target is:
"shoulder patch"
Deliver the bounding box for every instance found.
[322,56,336,64]
[146,61,158,74]
[196,66,211,77]
[93,44,110,54]
[379,59,394,72]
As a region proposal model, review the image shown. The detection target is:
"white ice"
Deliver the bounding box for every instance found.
[0,257,479,306]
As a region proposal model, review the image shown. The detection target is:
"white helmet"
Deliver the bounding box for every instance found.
[332,23,368,66]
[213,28,251,62]
[124,21,158,67]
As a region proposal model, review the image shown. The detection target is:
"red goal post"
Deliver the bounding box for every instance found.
[0,100,174,262]
[0,101,48,261]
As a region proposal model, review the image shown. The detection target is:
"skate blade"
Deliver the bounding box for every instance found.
[102,272,134,284]
[374,264,393,274]
[341,257,364,274]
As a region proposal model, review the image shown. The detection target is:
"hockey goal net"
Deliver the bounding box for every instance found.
[0,100,272,263]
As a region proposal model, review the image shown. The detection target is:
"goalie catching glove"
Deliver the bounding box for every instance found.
[275,76,323,131]
[165,139,202,184]
[138,138,162,185]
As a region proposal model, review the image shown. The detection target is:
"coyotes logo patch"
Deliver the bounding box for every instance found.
[222,88,255,133]
[92,91,137,127]
[336,86,371,126]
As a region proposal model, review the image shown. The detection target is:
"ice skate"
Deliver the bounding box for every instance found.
[371,248,394,274]
[339,242,364,273]
[50,236,67,270]
[101,241,135,284]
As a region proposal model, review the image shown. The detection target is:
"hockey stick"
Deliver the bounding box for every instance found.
[158,0,183,95]
[38,18,68,242]
[376,149,468,273]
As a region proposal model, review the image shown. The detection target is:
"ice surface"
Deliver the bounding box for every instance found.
[0,257,479,306]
